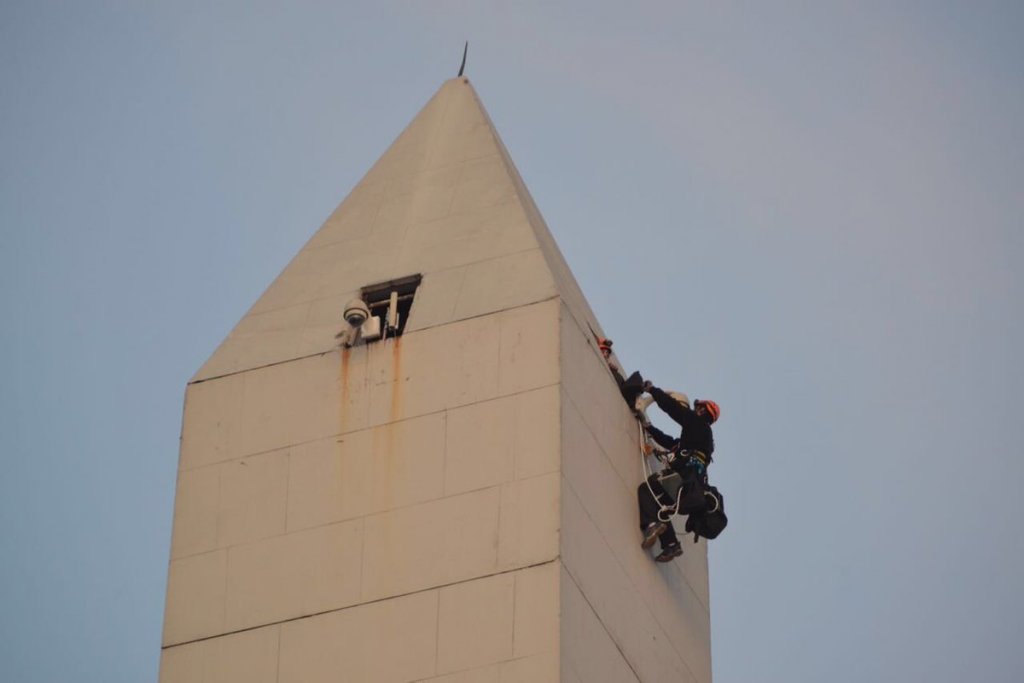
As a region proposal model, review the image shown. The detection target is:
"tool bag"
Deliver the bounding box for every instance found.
[684,484,728,541]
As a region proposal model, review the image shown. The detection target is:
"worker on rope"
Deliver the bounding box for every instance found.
[598,337,647,409]
[636,382,721,562]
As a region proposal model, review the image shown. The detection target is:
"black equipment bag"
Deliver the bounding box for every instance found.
[678,476,710,516]
[685,484,728,541]
[658,468,707,516]
[620,371,646,405]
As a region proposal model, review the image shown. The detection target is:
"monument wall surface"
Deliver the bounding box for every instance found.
[162,303,563,682]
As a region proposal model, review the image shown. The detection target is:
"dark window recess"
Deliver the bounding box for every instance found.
[360,274,422,342]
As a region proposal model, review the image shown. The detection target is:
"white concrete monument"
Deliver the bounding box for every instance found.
[160,77,712,682]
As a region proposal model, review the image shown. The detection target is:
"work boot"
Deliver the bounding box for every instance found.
[641,522,667,549]
[655,544,683,562]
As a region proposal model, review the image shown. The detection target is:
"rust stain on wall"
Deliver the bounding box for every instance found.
[339,347,351,431]
[364,339,403,515]
[389,337,403,422]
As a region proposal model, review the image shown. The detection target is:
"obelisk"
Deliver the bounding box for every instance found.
[160,77,711,683]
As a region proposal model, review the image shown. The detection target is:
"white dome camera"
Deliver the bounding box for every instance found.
[343,298,370,327]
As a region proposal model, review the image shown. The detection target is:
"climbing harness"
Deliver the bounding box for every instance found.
[677,450,709,477]
[638,421,718,523]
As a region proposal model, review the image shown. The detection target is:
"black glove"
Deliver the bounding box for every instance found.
[642,380,654,392]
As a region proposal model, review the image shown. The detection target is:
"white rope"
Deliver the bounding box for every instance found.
[638,418,678,523]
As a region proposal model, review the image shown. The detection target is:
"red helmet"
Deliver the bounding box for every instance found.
[598,337,613,354]
[694,399,721,423]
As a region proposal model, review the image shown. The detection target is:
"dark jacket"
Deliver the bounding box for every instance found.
[645,386,715,461]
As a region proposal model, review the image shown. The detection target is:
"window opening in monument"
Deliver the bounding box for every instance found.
[360,274,422,342]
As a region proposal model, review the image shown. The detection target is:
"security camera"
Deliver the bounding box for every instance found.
[343,299,370,327]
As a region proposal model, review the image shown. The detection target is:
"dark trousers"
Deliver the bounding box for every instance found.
[637,475,680,549]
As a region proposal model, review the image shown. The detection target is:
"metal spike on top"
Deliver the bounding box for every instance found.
[458,41,468,77]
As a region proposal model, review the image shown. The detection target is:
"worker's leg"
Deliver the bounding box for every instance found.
[655,517,682,561]
[638,479,683,557]
[637,477,668,531]
[658,521,679,549]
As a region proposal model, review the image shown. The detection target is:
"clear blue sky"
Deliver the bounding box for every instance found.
[2,2,1022,681]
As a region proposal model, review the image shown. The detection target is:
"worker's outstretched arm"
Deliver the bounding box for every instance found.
[648,385,696,427]
[645,423,677,450]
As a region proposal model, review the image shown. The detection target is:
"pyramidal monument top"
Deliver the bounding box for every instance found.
[195,77,607,382]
